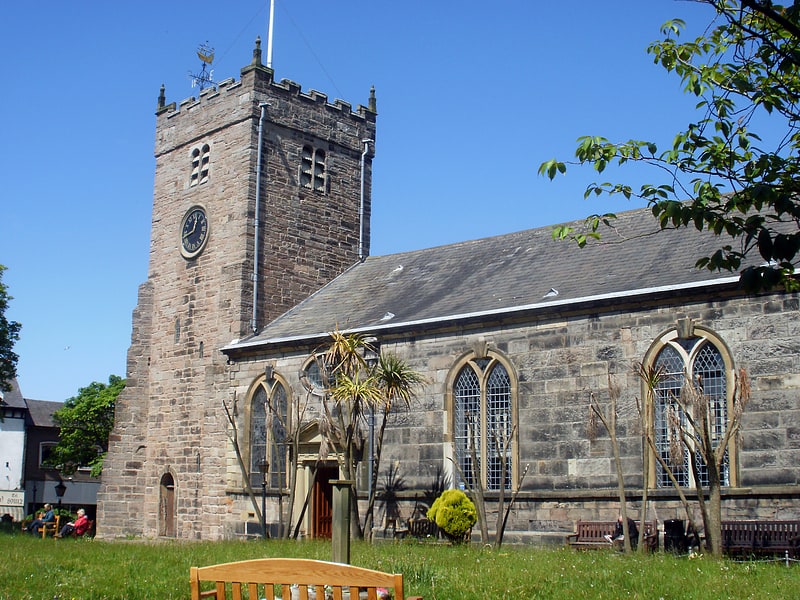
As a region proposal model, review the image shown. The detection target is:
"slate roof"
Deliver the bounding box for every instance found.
[224,205,765,352]
[0,378,26,409]
[25,399,63,428]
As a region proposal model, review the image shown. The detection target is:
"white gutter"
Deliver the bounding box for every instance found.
[222,274,742,352]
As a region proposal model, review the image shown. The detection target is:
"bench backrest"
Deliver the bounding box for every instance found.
[190,558,405,600]
[41,515,60,539]
[574,520,616,541]
[574,520,657,539]
[722,520,800,546]
[409,518,439,539]
[758,521,800,545]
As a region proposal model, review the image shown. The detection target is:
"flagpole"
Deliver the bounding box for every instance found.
[266,0,275,68]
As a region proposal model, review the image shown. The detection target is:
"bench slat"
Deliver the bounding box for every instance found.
[567,520,658,551]
[722,520,800,556]
[190,558,415,600]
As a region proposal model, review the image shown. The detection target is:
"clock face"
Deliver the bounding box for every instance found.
[180,206,209,259]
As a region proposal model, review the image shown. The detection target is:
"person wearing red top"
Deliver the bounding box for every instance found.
[55,508,90,538]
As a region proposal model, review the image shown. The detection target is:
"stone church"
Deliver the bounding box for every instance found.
[97,40,800,542]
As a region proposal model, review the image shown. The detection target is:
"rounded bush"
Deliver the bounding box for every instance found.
[427,489,477,542]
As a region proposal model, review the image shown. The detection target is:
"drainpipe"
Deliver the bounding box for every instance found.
[358,139,373,262]
[252,103,269,334]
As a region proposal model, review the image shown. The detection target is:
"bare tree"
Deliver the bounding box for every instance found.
[222,392,263,526]
[636,362,751,556]
[263,379,310,538]
[450,413,529,549]
[587,374,636,552]
[492,428,530,549]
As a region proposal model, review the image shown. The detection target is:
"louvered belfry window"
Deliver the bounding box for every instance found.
[300,145,326,192]
[190,144,210,187]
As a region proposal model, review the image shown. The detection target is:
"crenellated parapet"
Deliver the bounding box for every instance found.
[155,37,377,124]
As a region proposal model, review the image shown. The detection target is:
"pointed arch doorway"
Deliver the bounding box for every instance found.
[159,472,176,537]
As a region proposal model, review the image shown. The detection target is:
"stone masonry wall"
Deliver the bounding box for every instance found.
[223,288,800,543]
[98,50,376,539]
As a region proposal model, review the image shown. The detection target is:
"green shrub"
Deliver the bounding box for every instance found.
[427,489,476,542]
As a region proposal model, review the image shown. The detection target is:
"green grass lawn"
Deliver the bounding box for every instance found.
[1,530,799,599]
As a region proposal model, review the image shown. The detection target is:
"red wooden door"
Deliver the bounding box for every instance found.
[312,467,336,538]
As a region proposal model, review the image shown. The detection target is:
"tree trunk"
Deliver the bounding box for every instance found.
[222,398,263,525]
[468,419,489,543]
[363,406,390,542]
[343,441,363,540]
[590,383,632,553]
[707,476,722,556]
[637,395,652,552]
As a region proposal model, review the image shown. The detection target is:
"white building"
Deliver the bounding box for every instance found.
[0,379,27,520]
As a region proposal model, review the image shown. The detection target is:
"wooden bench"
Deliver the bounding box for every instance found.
[566,520,659,551]
[190,558,422,600]
[721,520,800,556]
[41,515,60,539]
[55,518,94,539]
[75,519,94,538]
[408,518,440,540]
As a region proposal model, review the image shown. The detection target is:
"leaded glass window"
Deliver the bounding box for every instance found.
[653,336,729,488]
[250,380,289,490]
[454,359,515,491]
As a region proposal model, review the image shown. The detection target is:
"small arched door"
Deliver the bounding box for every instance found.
[159,473,176,537]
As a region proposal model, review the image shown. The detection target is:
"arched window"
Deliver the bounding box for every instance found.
[450,352,516,491]
[645,324,735,488]
[250,377,289,490]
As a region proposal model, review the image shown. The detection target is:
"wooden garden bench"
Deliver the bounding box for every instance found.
[41,515,60,539]
[566,520,659,551]
[408,518,440,540]
[190,558,422,600]
[721,520,800,556]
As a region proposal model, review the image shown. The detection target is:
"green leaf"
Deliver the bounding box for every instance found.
[538,4,800,293]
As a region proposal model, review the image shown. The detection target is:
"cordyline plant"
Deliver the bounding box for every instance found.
[363,353,426,540]
[316,330,424,540]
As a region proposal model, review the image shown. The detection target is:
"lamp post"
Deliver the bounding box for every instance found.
[259,459,269,539]
[54,480,67,513]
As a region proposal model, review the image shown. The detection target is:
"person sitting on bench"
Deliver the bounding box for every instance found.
[605,515,639,549]
[25,504,55,535]
[55,508,90,538]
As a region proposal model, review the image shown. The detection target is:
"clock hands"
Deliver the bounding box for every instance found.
[183,217,198,239]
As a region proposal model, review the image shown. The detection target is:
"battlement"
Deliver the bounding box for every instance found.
[156,38,376,124]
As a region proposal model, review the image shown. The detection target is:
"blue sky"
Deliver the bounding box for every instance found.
[1,1,715,402]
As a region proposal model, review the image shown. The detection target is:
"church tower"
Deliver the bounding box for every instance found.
[97,39,377,539]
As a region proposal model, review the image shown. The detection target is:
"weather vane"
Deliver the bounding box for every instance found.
[189,42,215,92]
